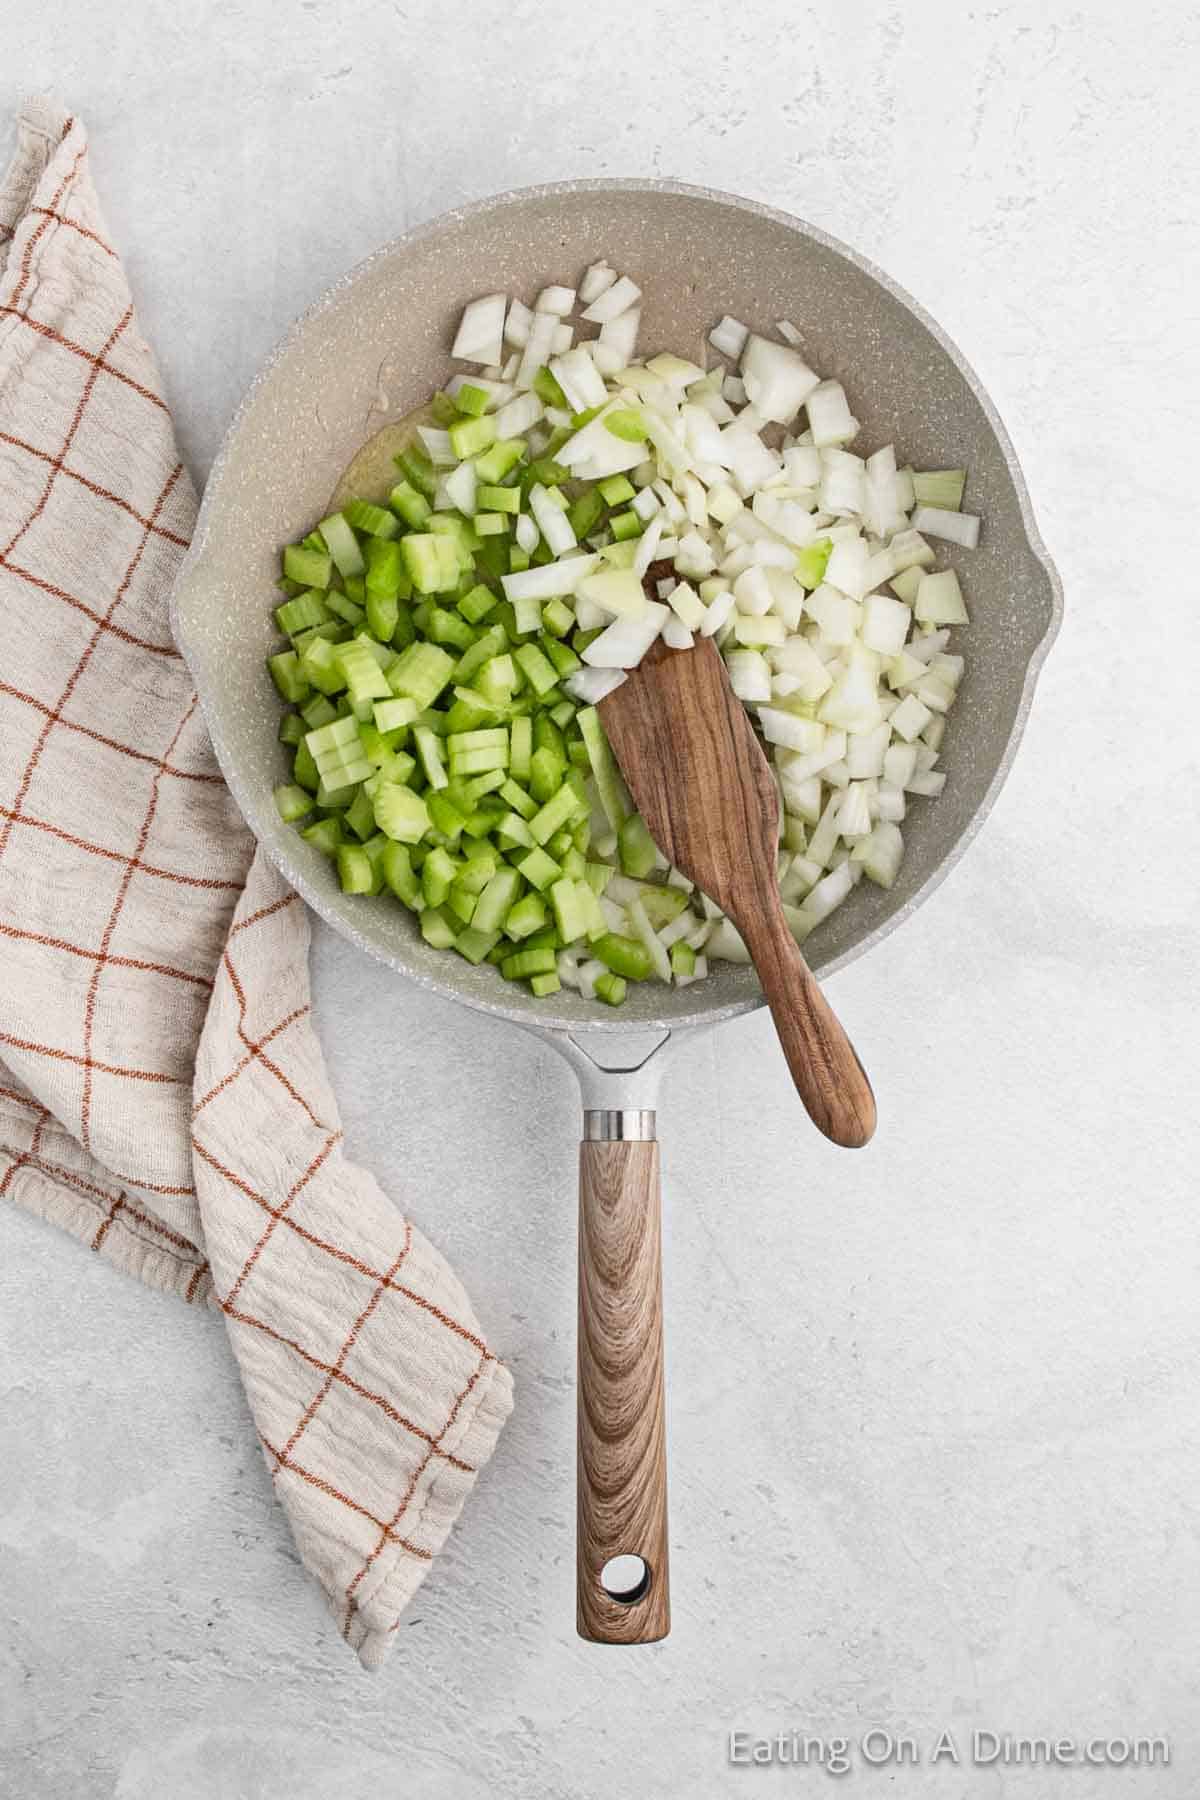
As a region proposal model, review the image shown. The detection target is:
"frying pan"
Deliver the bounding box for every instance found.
[172,180,1062,1645]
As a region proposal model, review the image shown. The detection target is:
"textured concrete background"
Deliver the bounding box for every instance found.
[2,2,1199,1795]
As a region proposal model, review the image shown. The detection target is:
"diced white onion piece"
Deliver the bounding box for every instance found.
[515,308,559,390]
[806,380,859,447]
[550,347,608,412]
[764,569,806,631]
[889,693,934,741]
[819,648,883,733]
[646,352,707,391]
[628,898,673,983]
[579,261,616,304]
[836,783,873,839]
[706,481,743,525]
[732,565,773,616]
[775,319,803,346]
[576,568,647,617]
[565,666,627,705]
[504,297,533,347]
[536,284,576,315]
[720,425,782,495]
[706,919,752,964]
[910,505,981,549]
[665,581,706,630]
[662,615,693,650]
[493,391,544,439]
[443,459,476,517]
[860,592,912,656]
[864,445,907,538]
[632,516,665,579]
[445,373,512,409]
[888,528,936,572]
[631,486,661,522]
[581,602,668,669]
[758,707,823,752]
[862,822,904,887]
[709,315,750,359]
[734,612,786,647]
[699,588,736,637]
[553,323,574,353]
[514,512,539,554]
[914,568,968,626]
[726,649,772,703]
[806,584,860,645]
[452,293,506,366]
[529,483,577,556]
[907,768,947,797]
[740,334,821,424]
[582,274,642,323]
[501,554,600,603]
[417,425,456,465]
[819,447,866,514]
[782,443,821,488]
[590,341,625,376]
[824,536,870,600]
[674,530,717,579]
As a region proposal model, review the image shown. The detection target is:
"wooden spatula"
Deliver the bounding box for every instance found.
[598,633,877,1150]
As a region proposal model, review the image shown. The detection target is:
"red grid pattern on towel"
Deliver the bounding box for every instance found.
[0,112,505,1660]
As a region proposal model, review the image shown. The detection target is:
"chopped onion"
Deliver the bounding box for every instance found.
[740,334,821,424]
[910,505,981,549]
[581,274,642,323]
[451,293,506,366]
[581,602,668,668]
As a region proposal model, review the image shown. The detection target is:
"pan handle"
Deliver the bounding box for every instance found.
[576,1108,669,1644]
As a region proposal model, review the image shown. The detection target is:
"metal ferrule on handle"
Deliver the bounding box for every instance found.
[583,1110,657,1142]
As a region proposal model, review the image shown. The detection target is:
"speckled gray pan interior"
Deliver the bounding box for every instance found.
[172,180,1062,1039]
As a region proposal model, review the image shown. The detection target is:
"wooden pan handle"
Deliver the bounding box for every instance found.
[739,901,877,1150]
[577,1136,670,1644]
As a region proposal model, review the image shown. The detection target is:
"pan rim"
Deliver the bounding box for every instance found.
[172,176,1063,1040]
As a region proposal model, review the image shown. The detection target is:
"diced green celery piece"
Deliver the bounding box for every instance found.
[448,742,509,777]
[638,884,690,927]
[337,844,374,894]
[373,695,419,734]
[336,643,392,708]
[514,643,558,697]
[299,694,336,729]
[549,877,589,943]
[301,816,342,856]
[530,783,582,847]
[912,468,967,511]
[365,589,399,643]
[593,934,654,979]
[540,597,575,640]
[276,589,330,636]
[390,480,432,529]
[501,945,558,980]
[609,509,643,541]
[472,866,523,933]
[401,532,459,595]
[570,404,604,429]
[364,536,405,595]
[268,649,311,705]
[530,972,561,997]
[427,607,476,651]
[414,725,449,790]
[463,769,506,804]
[444,687,497,732]
[344,574,367,605]
[619,812,659,878]
[597,474,635,506]
[430,390,459,426]
[449,414,497,458]
[447,727,507,751]
[299,636,349,696]
[566,488,605,539]
[507,545,530,574]
[603,407,647,443]
[374,785,430,843]
[454,382,491,417]
[292,740,320,793]
[343,498,399,539]
[532,365,568,408]
[454,622,508,685]
[381,841,422,908]
[446,882,477,926]
[395,445,437,497]
[458,582,499,624]
[283,543,333,589]
[420,906,457,949]
[526,456,569,487]
[428,791,466,841]
[456,925,501,964]
[474,535,510,580]
[504,893,547,940]
[421,846,458,907]
[473,439,525,485]
[495,811,534,851]
[477,484,520,514]
[671,941,697,978]
[584,860,614,895]
[473,513,509,537]
[457,852,499,898]
[278,713,306,747]
[594,972,627,1006]
[326,591,365,627]
[277,575,305,596]
[273,783,312,824]
[499,778,537,820]
[318,512,365,579]
[477,654,517,705]
[344,785,377,841]
[577,707,630,831]
[389,640,456,708]
[515,846,562,891]
[794,537,833,590]
[529,746,565,805]
[546,826,575,860]
[508,714,532,784]
[549,700,576,731]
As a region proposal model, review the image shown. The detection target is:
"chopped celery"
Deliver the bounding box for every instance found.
[273,783,313,823]
[501,945,558,980]
[456,926,501,964]
[473,866,523,932]
[531,784,582,846]
[389,641,455,709]
[912,468,966,511]
[343,498,399,538]
[793,537,833,590]
[283,544,333,589]
[504,893,547,939]
[319,513,365,579]
[382,841,422,908]
[619,813,659,878]
[374,785,430,843]
[609,509,643,541]
[595,933,652,980]
[477,484,520,514]
[597,474,635,506]
[449,414,497,459]
[337,844,374,894]
[473,439,525,485]
[671,941,696,979]
[454,382,491,417]
[401,533,460,595]
[420,907,457,949]
[514,643,558,696]
[268,649,311,705]
[301,817,342,857]
[390,480,432,528]
[567,488,605,538]
[458,583,499,625]
[578,707,630,831]
[516,846,562,891]
[594,972,627,1006]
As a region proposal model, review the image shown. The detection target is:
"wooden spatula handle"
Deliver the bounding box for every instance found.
[740,903,877,1149]
[577,1137,670,1644]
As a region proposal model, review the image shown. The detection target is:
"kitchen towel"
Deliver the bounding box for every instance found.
[0,96,512,1670]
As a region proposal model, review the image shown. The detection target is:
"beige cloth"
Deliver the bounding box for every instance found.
[0,97,512,1669]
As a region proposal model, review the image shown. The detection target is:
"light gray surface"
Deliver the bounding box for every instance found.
[2,4,1198,1796]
